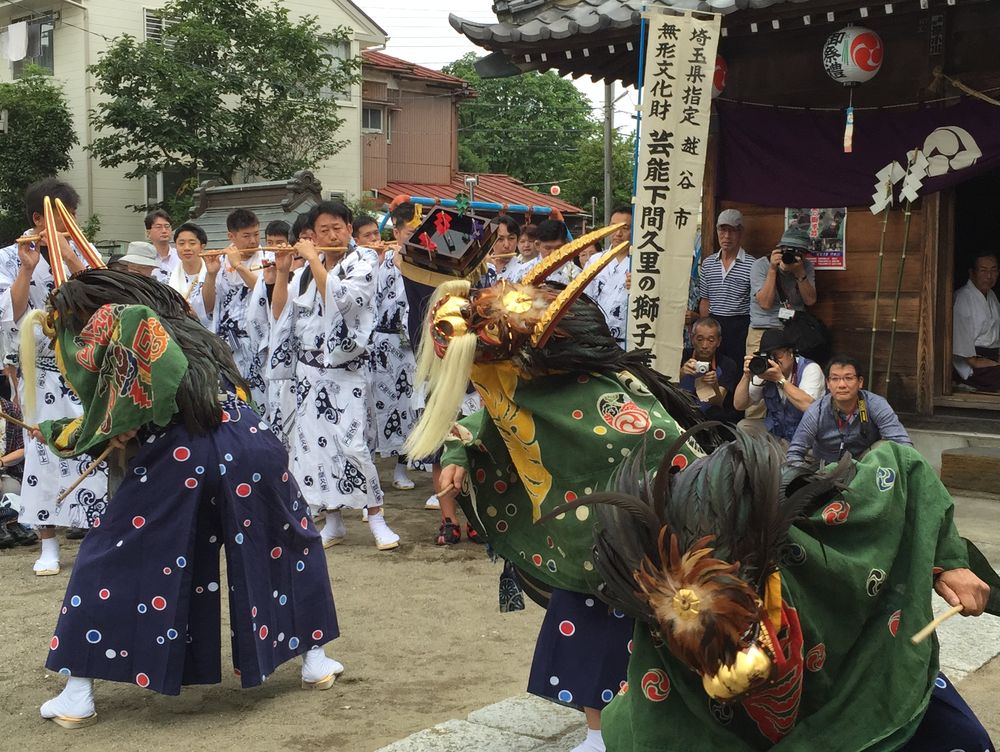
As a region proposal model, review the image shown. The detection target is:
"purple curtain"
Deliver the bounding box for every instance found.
[715,97,1000,207]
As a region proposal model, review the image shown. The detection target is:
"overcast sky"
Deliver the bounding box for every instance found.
[366,0,639,131]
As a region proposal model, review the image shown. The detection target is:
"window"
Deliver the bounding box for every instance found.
[146,168,188,208]
[11,14,55,78]
[362,107,383,133]
[323,40,353,102]
[144,8,175,48]
[386,110,392,144]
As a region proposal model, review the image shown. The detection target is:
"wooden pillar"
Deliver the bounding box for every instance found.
[701,131,719,254]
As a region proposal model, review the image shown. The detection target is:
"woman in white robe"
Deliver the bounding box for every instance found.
[0,229,107,576]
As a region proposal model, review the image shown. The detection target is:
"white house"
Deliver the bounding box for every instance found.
[0,0,386,247]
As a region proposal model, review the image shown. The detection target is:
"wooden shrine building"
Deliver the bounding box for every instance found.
[452,0,1000,421]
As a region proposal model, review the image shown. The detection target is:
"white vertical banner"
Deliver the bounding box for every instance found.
[628,9,720,375]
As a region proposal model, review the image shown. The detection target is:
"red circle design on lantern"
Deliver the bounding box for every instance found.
[851,31,883,72]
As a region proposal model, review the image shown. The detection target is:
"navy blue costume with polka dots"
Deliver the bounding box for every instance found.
[46,399,339,695]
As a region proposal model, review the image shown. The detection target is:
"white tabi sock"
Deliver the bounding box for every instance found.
[41,536,59,561]
[301,646,344,683]
[570,728,606,752]
[40,676,95,720]
[320,510,346,544]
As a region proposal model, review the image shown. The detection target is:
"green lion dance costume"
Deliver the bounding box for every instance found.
[406,225,996,752]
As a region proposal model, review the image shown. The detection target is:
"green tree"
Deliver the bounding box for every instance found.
[444,53,599,185]
[560,131,636,224]
[0,66,77,243]
[87,0,360,217]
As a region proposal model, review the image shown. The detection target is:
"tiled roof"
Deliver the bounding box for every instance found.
[378,172,585,215]
[362,50,471,88]
[451,0,812,45]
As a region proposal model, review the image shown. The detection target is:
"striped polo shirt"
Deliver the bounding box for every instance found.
[698,247,753,317]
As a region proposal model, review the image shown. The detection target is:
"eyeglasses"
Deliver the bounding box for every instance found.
[150,223,171,230]
[827,375,858,384]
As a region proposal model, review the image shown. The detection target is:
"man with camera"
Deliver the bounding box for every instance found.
[747,227,817,357]
[787,355,911,467]
[679,317,740,422]
[733,328,824,441]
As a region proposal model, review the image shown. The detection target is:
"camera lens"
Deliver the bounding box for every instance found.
[749,355,769,376]
[782,250,799,265]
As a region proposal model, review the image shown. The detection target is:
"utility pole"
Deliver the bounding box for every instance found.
[603,81,614,226]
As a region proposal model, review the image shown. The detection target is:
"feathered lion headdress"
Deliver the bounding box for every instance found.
[404,224,627,460]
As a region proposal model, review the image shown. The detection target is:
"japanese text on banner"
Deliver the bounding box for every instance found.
[628,10,720,374]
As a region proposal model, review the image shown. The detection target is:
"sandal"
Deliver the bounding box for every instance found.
[466,524,485,544]
[435,518,461,546]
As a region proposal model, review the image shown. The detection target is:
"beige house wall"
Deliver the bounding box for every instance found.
[0,0,384,245]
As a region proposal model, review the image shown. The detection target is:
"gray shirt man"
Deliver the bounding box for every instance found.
[750,256,816,329]
[787,390,912,466]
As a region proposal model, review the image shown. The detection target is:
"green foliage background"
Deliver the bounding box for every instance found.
[0,67,77,243]
[87,0,360,219]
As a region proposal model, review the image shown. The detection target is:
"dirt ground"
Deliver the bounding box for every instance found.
[0,460,544,752]
[4,459,999,751]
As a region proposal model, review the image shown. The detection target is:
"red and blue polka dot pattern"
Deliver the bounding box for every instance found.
[45,400,339,695]
[527,589,633,711]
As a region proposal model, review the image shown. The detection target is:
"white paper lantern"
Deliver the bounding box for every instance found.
[822,25,884,85]
[712,54,727,98]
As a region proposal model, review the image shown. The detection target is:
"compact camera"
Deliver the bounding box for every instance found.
[694,360,710,375]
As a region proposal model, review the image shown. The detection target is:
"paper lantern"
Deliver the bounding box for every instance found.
[712,54,727,98]
[549,185,561,196]
[822,25,883,85]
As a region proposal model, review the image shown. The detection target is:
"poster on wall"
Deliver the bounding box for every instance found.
[628,9,721,373]
[784,207,847,270]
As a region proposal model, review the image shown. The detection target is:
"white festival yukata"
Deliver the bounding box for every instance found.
[244,276,297,452]
[214,252,268,407]
[269,246,383,512]
[166,261,212,329]
[0,239,108,528]
[368,251,417,458]
[585,250,629,348]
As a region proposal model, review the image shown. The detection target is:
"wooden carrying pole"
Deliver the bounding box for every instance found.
[883,199,913,396]
[867,200,891,382]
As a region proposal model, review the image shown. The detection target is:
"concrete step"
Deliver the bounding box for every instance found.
[906,426,1000,474]
[941,446,1000,497]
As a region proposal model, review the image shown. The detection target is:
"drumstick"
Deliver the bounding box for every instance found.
[56,445,115,504]
[910,604,964,645]
[0,409,37,432]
